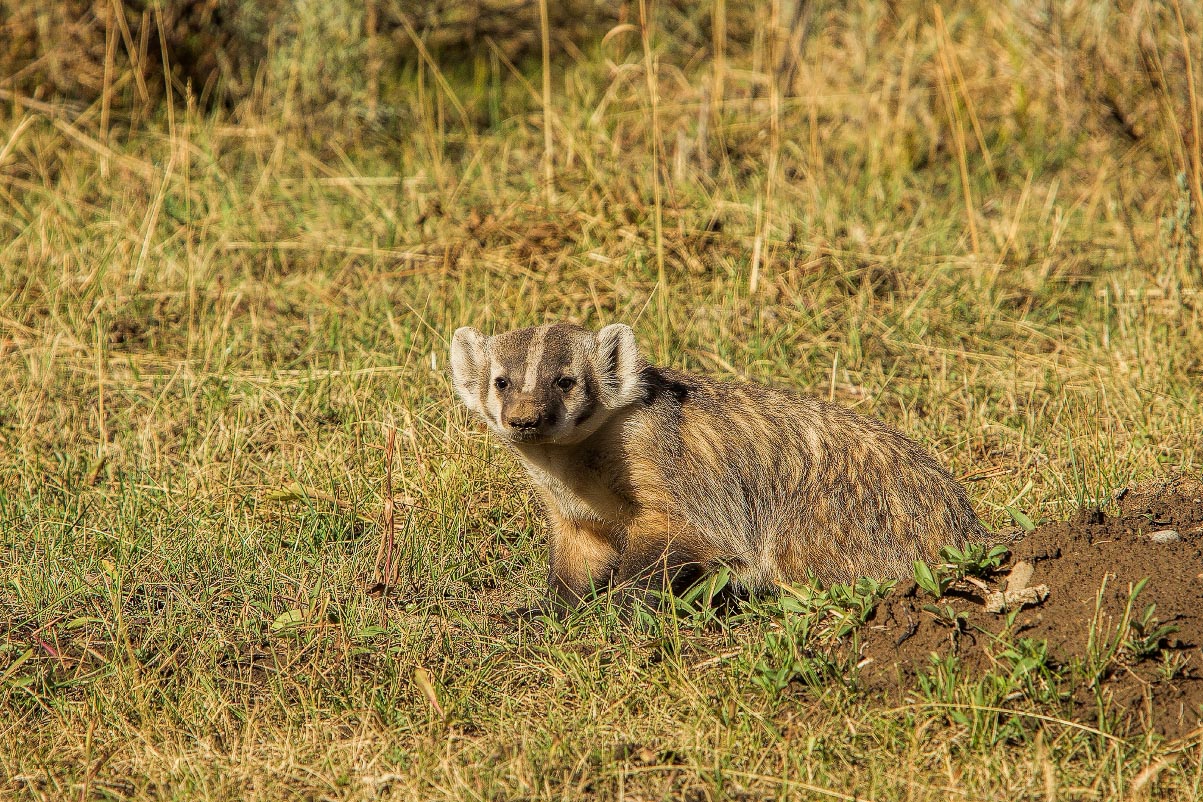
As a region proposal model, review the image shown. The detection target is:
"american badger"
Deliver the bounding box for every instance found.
[450,322,988,615]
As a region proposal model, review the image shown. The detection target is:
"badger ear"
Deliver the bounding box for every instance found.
[594,324,644,408]
[450,327,489,414]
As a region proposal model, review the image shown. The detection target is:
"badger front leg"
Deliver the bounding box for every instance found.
[544,512,620,617]
[614,513,709,616]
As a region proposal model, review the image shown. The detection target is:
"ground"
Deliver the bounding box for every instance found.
[862,476,1203,741]
[2,1,1203,800]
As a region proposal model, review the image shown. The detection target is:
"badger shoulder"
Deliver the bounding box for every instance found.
[622,366,878,469]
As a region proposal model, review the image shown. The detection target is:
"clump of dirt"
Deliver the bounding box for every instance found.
[860,476,1203,740]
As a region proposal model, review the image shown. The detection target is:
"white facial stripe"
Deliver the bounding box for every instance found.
[521,325,551,392]
[484,385,503,429]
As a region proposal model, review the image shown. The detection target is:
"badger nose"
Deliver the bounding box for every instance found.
[507,412,542,430]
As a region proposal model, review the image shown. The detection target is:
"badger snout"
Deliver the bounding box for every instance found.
[502,396,558,438]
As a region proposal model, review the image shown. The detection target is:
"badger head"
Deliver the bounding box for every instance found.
[449,322,645,445]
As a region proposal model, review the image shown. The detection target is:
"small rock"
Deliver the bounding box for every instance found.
[1149,529,1180,543]
[985,584,1050,614]
[1005,561,1035,594]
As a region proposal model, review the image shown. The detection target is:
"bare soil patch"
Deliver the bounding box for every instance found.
[860,477,1203,740]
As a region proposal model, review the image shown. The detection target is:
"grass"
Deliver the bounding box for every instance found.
[2,0,1203,799]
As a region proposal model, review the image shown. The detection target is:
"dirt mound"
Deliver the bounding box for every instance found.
[860,476,1203,740]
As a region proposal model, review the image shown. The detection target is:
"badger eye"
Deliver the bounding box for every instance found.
[555,376,576,391]
[494,376,509,391]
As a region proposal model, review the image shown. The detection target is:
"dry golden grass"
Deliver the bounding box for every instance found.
[2,1,1202,799]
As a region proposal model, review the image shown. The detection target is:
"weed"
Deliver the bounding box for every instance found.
[1156,650,1191,682]
[740,578,891,697]
[913,560,956,599]
[1123,602,1180,662]
[923,603,969,632]
[914,544,1009,604]
[823,577,894,638]
[917,639,1066,748]
[939,543,1010,579]
[667,566,734,632]
[996,638,1064,707]
[1081,576,1178,697]
[1005,506,1037,533]
[769,577,893,637]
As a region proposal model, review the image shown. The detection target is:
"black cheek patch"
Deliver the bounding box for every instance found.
[582,371,602,403]
[573,399,597,427]
[571,373,601,424]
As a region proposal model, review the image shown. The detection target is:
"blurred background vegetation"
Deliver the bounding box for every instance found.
[3,1,1200,182]
[3,0,1200,280]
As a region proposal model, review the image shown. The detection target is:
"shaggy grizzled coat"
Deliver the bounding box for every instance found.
[450,322,988,615]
